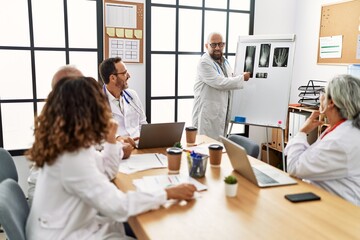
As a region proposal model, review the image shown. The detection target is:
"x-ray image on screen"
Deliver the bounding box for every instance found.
[258,44,271,67]
[243,46,256,78]
[272,47,289,67]
[255,72,268,78]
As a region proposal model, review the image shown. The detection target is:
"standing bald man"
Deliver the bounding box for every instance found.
[192,32,250,140]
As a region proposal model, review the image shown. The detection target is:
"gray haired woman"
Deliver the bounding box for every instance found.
[285,74,360,206]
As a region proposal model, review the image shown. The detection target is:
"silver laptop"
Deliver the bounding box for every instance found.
[136,122,185,149]
[220,136,297,187]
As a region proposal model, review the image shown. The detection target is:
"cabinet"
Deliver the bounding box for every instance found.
[261,105,328,169]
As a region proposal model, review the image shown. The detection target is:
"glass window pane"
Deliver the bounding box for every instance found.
[0,50,33,99]
[35,51,66,98]
[37,102,46,117]
[67,0,97,48]
[151,100,174,123]
[151,54,175,97]
[178,99,194,126]
[151,0,175,4]
[228,13,250,53]
[0,1,30,46]
[179,0,202,7]
[178,54,201,96]
[179,9,202,52]
[204,11,227,44]
[205,0,227,9]
[2,103,35,150]
[151,7,175,51]
[227,55,236,71]
[32,0,65,47]
[230,0,251,11]
[69,52,98,79]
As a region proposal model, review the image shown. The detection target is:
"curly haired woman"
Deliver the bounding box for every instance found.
[25,77,196,240]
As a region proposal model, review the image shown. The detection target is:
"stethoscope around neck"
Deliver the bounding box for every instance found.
[103,84,144,116]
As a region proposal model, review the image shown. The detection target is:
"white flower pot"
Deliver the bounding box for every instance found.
[225,183,238,197]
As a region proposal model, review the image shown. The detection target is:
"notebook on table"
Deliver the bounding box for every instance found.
[220,136,297,187]
[136,122,185,149]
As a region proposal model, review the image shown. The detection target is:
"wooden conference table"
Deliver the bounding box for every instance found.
[114,135,360,240]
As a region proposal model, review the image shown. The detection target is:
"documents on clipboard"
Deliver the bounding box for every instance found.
[118,153,167,174]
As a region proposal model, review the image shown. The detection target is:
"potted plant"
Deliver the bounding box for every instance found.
[173,142,182,149]
[224,175,238,197]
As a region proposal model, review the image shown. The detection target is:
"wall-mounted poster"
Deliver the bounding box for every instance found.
[259,44,271,67]
[273,47,289,67]
[243,46,256,77]
[104,0,144,63]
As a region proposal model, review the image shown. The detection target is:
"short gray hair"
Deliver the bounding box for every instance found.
[326,74,360,129]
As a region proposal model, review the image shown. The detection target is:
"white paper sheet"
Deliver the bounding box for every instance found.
[133,174,207,192]
[184,142,225,155]
[119,153,167,174]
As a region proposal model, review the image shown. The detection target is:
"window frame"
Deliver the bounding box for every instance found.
[145,0,255,125]
[0,0,103,156]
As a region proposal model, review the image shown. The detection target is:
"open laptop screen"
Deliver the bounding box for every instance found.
[137,122,185,149]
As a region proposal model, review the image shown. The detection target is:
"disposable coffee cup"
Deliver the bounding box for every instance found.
[185,126,197,145]
[208,144,223,167]
[166,147,182,174]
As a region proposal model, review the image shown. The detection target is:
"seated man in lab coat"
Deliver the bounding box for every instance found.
[99,57,147,148]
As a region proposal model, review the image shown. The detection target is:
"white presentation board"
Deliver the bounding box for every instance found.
[231,34,296,129]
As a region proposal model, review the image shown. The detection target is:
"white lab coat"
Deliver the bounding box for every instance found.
[192,52,245,140]
[285,120,360,206]
[105,88,147,138]
[26,142,167,240]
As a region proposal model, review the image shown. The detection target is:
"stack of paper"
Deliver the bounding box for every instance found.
[119,153,167,174]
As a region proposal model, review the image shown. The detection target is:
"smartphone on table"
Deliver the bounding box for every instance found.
[285,192,321,203]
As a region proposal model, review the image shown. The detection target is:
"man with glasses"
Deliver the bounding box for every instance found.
[192,32,250,140]
[99,57,147,148]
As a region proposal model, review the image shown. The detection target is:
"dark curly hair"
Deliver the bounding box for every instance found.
[26,77,113,167]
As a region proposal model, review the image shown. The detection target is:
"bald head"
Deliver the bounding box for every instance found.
[207,32,223,44]
[51,65,83,88]
[205,32,225,61]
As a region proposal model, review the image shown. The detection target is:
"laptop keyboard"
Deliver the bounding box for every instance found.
[252,167,278,184]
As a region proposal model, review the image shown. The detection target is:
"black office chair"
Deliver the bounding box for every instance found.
[0,179,29,240]
[0,148,18,183]
[227,135,260,158]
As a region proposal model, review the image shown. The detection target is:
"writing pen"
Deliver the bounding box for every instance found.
[155,153,163,166]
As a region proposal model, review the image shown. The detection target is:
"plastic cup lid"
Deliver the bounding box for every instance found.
[166,147,182,154]
[208,144,224,150]
[185,126,197,131]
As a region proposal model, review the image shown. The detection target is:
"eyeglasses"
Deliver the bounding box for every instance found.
[113,69,128,76]
[209,42,225,48]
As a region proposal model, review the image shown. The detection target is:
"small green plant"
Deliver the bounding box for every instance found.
[173,142,182,149]
[224,175,238,184]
